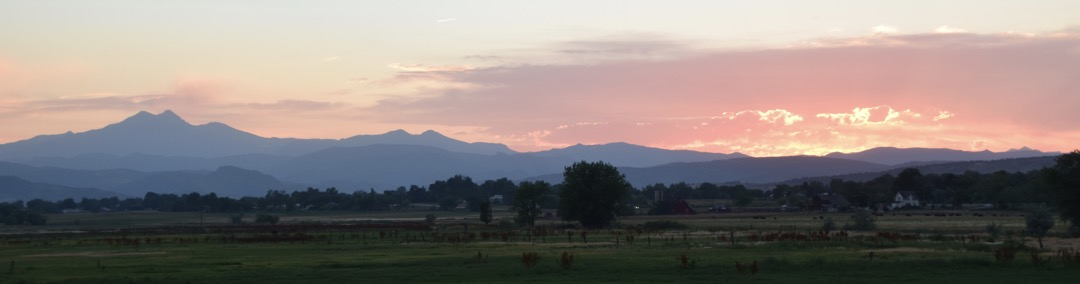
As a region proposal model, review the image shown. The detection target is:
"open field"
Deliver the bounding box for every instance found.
[1,210,1078,283]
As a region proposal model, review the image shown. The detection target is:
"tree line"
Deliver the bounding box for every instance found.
[2,153,1078,229]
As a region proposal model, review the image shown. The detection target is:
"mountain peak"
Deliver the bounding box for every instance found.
[119,110,189,126]
[385,129,411,136]
[420,130,447,138]
[159,109,182,120]
[126,110,155,120]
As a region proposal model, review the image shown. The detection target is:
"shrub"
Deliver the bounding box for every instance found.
[843,209,876,231]
[1025,207,1054,250]
[425,214,437,225]
[254,213,279,224]
[985,222,1002,241]
[821,217,837,232]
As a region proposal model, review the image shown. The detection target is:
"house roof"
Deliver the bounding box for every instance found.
[816,194,850,207]
[897,191,918,199]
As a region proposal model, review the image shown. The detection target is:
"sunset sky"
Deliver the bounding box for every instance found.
[2,1,1078,156]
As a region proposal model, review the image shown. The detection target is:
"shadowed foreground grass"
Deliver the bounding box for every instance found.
[1,211,1077,283]
[1,232,1078,284]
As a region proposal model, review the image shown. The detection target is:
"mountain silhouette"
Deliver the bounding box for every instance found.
[780,156,1058,185]
[0,110,1066,199]
[0,110,515,160]
[0,161,293,199]
[0,176,125,202]
[825,147,1059,165]
[0,110,278,159]
[0,161,147,190]
[525,156,889,186]
[111,166,289,197]
[532,142,747,167]
[274,129,515,156]
[267,144,559,189]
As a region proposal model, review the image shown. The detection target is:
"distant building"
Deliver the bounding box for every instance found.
[889,191,920,210]
[811,193,851,212]
[489,195,504,204]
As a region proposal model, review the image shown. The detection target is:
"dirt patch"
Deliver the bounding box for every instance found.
[23,251,166,258]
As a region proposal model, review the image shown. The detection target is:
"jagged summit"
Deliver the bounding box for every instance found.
[0,110,517,159]
[158,109,183,121]
[115,110,190,128]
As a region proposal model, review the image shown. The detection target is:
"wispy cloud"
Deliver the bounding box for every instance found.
[387,63,476,72]
[364,29,1080,154]
[933,111,955,121]
[872,25,899,35]
[816,106,919,126]
[436,18,457,23]
[935,25,966,34]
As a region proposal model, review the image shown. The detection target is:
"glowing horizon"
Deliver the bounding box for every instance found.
[2,1,1078,157]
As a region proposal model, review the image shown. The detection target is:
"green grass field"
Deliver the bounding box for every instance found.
[1,210,1077,283]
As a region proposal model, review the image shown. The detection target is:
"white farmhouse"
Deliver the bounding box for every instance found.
[889,191,920,210]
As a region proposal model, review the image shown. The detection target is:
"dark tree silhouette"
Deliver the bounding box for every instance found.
[513,181,550,226]
[557,161,631,228]
[479,200,492,225]
[1045,150,1080,227]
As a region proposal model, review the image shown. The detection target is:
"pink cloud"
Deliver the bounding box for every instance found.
[366,29,1080,155]
[4,30,1079,156]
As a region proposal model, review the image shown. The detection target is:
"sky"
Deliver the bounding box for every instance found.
[1,0,1078,156]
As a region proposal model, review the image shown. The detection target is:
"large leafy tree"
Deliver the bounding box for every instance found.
[1045,150,1080,227]
[557,161,632,228]
[513,181,550,226]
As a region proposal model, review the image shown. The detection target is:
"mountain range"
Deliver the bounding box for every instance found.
[0,110,513,160]
[825,146,1060,166]
[0,110,1063,201]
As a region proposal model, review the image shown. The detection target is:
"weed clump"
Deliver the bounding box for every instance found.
[677,253,695,269]
[521,252,541,269]
[993,236,1027,262]
[559,251,574,270]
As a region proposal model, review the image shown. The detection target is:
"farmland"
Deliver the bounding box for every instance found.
[1,210,1078,283]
